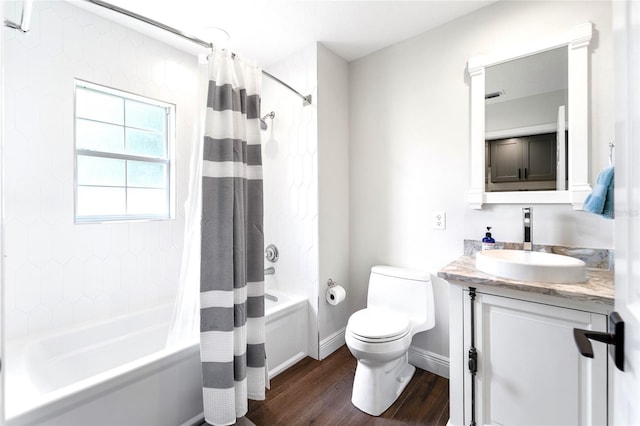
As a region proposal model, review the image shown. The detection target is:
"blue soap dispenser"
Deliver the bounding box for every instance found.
[482,227,495,250]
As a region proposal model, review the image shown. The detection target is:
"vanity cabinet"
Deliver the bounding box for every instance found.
[449,284,609,426]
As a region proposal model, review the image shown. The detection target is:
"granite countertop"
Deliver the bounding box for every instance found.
[438,254,614,306]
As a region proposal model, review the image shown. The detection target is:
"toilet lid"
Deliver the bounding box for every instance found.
[348,307,410,341]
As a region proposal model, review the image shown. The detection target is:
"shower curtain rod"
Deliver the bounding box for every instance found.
[52,0,312,106]
[83,0,312,106]
[3,0,311,105]
[4,0,33,32]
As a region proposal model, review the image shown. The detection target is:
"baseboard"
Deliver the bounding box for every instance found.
[319,327,346,360]
[180,413,204,426]
[181,413,256,426]
[408,345,450,379]
[269,351,307,379]
[319,330,449,379]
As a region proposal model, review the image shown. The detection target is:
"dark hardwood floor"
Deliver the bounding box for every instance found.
[244,345,450,425]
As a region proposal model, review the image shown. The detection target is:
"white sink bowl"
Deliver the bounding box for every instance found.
[476,249,587,284]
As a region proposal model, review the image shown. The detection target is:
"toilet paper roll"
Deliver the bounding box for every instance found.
[326,285,346,306]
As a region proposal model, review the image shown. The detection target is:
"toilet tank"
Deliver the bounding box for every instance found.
[367,265,435,331]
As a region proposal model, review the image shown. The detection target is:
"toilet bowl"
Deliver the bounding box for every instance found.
[346,265,435,416]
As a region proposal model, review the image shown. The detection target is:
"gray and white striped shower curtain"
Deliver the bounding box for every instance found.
[200,49,266,426]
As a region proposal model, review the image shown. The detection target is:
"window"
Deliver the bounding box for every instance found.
[74,80,175,222]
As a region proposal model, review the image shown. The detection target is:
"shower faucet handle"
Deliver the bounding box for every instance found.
[265,244,279,262]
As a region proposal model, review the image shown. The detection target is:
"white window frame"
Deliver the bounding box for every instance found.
[74,80,176,223]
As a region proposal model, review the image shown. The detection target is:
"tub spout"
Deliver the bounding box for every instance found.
[264,267,275,275]
[264,292,278,302]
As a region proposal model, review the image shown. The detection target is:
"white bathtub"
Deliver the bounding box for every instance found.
[263,290,308,378]
[5,291,307,426]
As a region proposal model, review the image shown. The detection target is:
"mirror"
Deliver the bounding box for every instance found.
[468,22,593,208]
[485,47,567,193]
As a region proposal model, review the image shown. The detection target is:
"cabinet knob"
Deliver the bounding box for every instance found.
[573,311,624,371]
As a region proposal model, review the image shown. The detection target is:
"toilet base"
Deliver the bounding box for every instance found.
[351,353,416,416]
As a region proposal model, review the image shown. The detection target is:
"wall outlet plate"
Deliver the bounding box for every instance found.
[433,211,446,230]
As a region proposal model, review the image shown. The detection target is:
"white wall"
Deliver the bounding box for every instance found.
[317,44,350,357]
[261,44,320,358]
[349,1,614,371]
[1,1,6,421]
[3,1,199,340]
[487,89,568,132]
[262,42,349,360]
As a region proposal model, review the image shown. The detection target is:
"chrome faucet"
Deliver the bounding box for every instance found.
[264,267,275,276]
[523,207,532,251]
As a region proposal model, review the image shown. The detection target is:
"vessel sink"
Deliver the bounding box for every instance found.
[476,249,587,284]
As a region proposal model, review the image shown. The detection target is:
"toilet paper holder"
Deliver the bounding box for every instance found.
[326,279,346,306]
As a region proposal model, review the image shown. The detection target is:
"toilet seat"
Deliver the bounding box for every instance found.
[347,308,410,343]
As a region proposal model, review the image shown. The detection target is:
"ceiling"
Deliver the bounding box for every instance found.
[80,0,497,68]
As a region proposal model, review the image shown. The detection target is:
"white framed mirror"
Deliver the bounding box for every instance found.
[468,22,593,209]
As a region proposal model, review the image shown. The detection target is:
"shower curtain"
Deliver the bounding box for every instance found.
[200,48,266,426]
[166,60,208,349]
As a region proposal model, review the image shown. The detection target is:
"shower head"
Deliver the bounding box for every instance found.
[260,111,275,130]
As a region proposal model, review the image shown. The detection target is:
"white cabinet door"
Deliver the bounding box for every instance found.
[465,292,608,426]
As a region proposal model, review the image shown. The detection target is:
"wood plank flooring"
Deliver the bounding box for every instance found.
[244,345,449,425]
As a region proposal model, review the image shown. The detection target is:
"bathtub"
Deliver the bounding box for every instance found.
[263,290,308,378]
[5,290,307,426]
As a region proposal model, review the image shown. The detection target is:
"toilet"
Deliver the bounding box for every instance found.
[345,265,435,416]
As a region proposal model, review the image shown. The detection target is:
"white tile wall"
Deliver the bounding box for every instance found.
[4,1,200,340]
[261,43,351,359]
[261,44,320,357]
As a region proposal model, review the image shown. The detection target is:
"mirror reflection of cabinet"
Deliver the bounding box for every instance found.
[468,23,593,208]
[487,132,564,192]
